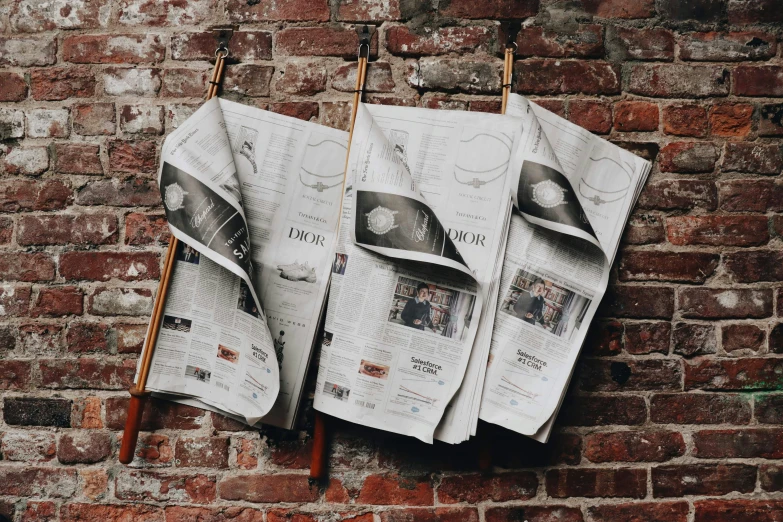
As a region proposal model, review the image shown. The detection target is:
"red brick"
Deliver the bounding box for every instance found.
[76,179,161,207]
[165,506,265,522]
[761,465,783,492]
[211,412,248,432]
[88,286,153,316]
[4,397,70,428]
[18,214,118,246]
[223,65,274,98]
[579,359,682,392]
[106,396,205,430]
[606,27,674,60]
[760,103,783,136]
[171,31,272,61]
[125,213,169,245]
[226,0,329,22]
[638,180,717,211]
[674,322,717,357]
[0,36,57,66]
[412,59,501,94]
[694,429,783,458]
[719,179,783,212]
[386,25,493,56]
[569,100,612,134]
[117,0,214,26]
[587,502,688,522]
[681,31,776,61]
[614,101,658,132]
[0,72,26,101]
[80,469,109,500]
[161,68,208,98]
[516,60,620,95]
[276,27,378,58]
[60,251,160,282]
[623,213,665,245]
[357,474,433,506]
[724,143,783,174]
[334,62,395,93]
[529,99,565,116]
[624,322,671,355]
[235,438,259,470]
[381,508,479,522]
[666,215,768,246]
[679,288,773,319]
[561,396,647,426]
[695,500,783,522]
[72,396,103,428]
[73,103,116,136]
[19,322,63,354]
[269,102,319,122]
[729,0,783,24]
[659,142,718,173]
[709,103,753,137]
[599,285,675,319]
[546,468,646,498]
[175,437,229,468]
[618,251,718,283]
[30,66,95,101]
[581,0,655,18]
[0,467,78,498]
[756,394,783,424]
[650,393,751,424]
[0,217,12,245]
[584,320,624,356]
[219,474,319,503]
[116,323,146,354]
[337,0,401,21]
[663,104,708,136]
[734,66,783,96]
[440,0,538,18]
[10,0,109,32]
[21,501,56,522]
[277,61,327,96]
[53,143,102,175]
[725,250,783,283]
[125,433,173,466]
[268,438,312,469]
[515,25,603,58]
[0,252,55,282]
[722,323,765,352]
[0,360,32,391]
[686,358,783,391]
[116,470,216,503]
[120,105,164,135]
[27,108,69,138]
[66,322,110,353]
[438,472,537,503]
[64,34,165,64]
[2,146,49,176]
[108,139,157,175]
[40,358,136,390]
[628,64,729,98]
[61,504,163,522]
[57,430,112,464]
[653,464,756,497]
[585,431,684,463]
[103,67,162,96]
[31,286,83,317]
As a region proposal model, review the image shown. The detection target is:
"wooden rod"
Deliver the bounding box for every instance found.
[310,54,368,482]
[501,47,514,115]
[120,54,226,465]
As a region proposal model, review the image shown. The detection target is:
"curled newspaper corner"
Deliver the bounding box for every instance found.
[137,97,280,426]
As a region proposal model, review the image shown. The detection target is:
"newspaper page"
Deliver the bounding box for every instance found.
[314,103,525,443]
[141,99,349,429]
[140,97,280,425]
[479,94,651,441]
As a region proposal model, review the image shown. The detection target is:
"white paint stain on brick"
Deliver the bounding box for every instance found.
[104,69,161,96]
[716,290,739,309]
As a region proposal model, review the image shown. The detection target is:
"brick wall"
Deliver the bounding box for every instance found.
[1,0,782,521]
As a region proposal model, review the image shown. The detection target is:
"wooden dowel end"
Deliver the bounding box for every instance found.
[309,411,329,482]
[119,386,151,464]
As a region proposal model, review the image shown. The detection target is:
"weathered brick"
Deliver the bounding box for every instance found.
[546,468,646,498]
[606,27,674,61]
[76,179,161,207]
[115,470,215,503]
[719,179,783,212]
[171,31,272,61]
[386,25,493,56]
[0,359,32,390]
[680,31,776,61]
[108,140,158,175]
[486,506,582,522]
[438,472,537,503]
[679,288,773,319]
[663,104,708,137]
[734,66,783,96]
[599,285,675,319]
[31,286,84,317]
[120,105,164,135]
[0,252,55,282]
[696,500,783,522]
[686,358,783,390]
[618,251,718,283]
[723,143,783,174]
[585,431,685,463]
[40,358,136,390]
[166,506,264,522]
[412,59,501,94]
[651,393,751,424]
[614,101,658,132]
[569,100,612,134]
[0,72,27,101]
[334,62,395,93]
[27,108,69,139]
[659,142,718,173]
[381,508,477,522]
[0,217,12,244]
[623,213,665,245]
[515,25,603,58]
[88,286,153,316]
[694,429,783,458]
[117,0,214,26]
[0,467,78,498]
[226,0,329,22]
[0,285,32,317]
[516,60,620,95]
[60,251,159,282]
[441,0,539,18]
[61,504,163,522]
[1,147,49,176]
[58,430,112,464]
[725,250,783,283]
[63,34,165,64]
[103,67,162,96]
[19,323,63,355]
[639,180,717,211]
[1,431,56,462]
[756,393,783,424]
[106,396,205,430]
[73,103,116,136]
[587,502,688,522]
[10,0,110,32]
[276,26,378,58]
[760,103,783,136]
[761,465,783,492]
[723,324,765,352]
[115,323,145,353]
[19,214,118,246]
[4,397,71,427]
[30,66,96,101]
[337,0,401,21]
[66,322,110,353]
[53,143,102,175]
[729,0,783,23]
[0,36,57,66]
[357,474,434,506]
[161,68,208,98]
[666,215,768,246]
[624,322,671,355]
[223,65,274,98]
[175,437,229,468]
[579,359,682,391]
[219,474,319,503]
[673,323,717,357]
[628,65,729,98]
[125,212,169,245]
[653,464,756,497]
[269,102,319,122]
[277,61,327,96]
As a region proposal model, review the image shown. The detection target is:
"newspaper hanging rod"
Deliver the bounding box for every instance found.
[309,24,375,482]
[119,30,234,465]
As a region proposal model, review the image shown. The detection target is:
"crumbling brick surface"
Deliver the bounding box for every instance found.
[0,1,781,520]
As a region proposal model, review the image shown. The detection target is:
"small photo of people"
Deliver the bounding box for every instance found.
[162,315,192,333]
[176,242,200,265]
[185,364,211,383]
[217,344,239,364]
[237,280,261,318]
[359,360,390,380]
[321,331,333,348]
[274,330,285,369]
[323,381,350,401]
[332,253,348,275]
[389,276,476,342]
[501,267,592,340]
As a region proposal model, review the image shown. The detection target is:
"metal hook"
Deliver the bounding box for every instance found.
[504,21,522,50]
[355,24,376,59]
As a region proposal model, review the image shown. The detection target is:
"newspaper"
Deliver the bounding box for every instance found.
[478,94,651,441]
[136,98,348,429]
[314,103,525,443]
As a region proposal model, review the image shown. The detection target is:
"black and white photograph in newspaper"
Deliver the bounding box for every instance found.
[500,267,591,341]
[185,365,211,383]
[162,315,192,333]
[389,276,476,341]
[323,381,350,401]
